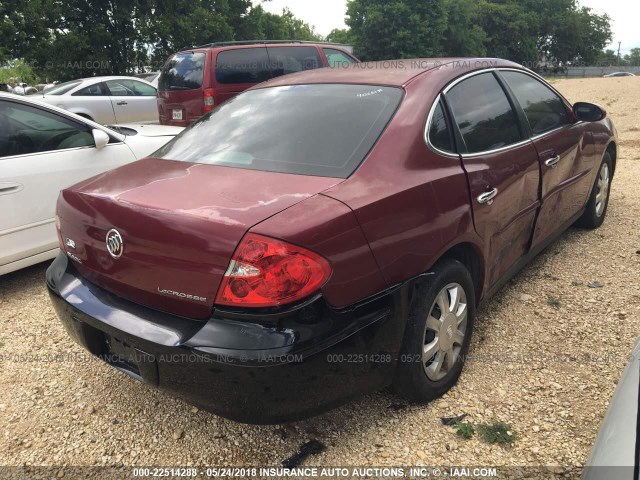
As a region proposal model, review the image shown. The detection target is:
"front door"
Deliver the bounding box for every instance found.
[445,71,540,287]
[105,79,158,124]
[0,99,135,265]
[497,70,594,248]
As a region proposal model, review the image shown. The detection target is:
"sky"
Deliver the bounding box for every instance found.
[260,0,640,55]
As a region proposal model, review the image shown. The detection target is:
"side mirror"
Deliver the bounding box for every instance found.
[92,129,110,149]
[573,102,606,122]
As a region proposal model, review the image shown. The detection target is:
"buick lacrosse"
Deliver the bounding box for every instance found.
[47,58,617,423]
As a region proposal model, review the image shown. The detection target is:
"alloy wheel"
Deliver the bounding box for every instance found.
[595,163,610,217]
[423,283,468,381]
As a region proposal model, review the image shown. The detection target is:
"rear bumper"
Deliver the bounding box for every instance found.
[46,253,407,423]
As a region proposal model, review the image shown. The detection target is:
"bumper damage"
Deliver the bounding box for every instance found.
[46,253,407,423]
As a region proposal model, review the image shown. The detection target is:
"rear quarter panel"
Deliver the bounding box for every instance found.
[322,74,482,290]
[250,194,388,308]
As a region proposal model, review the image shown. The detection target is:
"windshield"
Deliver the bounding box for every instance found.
[45,80,83,95]
[159,52,205,91]
[154,84,403,178]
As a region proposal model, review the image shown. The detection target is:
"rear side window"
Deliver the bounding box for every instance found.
[159,52,206,91]
[428,102,454,153]
[215,48,271,84]
[155,84,404,178]
[446,73,522,153]
[500,71,570,135]
[267,46,321,76]
[73,83,107,96]
[323,48,356,68]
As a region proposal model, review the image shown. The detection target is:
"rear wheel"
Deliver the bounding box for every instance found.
[394,259,475,402]
[575,153,612,229]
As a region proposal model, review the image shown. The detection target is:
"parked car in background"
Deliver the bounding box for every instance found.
[135,72,160,88]
[603,72,636,77]
[157,40,358,126]
[48,59,616,423]
[584,339,640,479]
[0,93,182,275]
[34,76,158,124]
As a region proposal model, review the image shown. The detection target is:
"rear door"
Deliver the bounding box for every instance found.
[105,79,158,124]
[213,47,271,105]
[498,70,592,248]
[157,51,207,126]
[444,71,541,287]
[0,99,135,265]
[69,82,116,124]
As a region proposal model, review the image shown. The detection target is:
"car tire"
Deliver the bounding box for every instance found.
[393,259,475,402]
[575,152,613,229]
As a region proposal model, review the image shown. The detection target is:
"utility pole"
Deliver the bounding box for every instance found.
[618,41,622,65]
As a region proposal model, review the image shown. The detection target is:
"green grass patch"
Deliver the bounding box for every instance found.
[477,422,517,445]
[546,295,561,308]
[454,422,475,440]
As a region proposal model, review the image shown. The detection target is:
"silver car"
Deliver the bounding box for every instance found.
[583,339,640,479]
[32,76,158,124]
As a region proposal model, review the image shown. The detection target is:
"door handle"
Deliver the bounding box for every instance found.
[0,182,23,195]
[545,155,561,168]
[477,188,498,205]
[117,101,128,106]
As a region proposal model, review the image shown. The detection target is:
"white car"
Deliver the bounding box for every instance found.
[0,93,183,275]
[32,76,159,124]
[603,72,636,78]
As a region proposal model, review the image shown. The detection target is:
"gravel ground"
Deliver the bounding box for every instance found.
[1,77,640,477]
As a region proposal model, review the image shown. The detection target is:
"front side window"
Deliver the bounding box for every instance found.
[267,46,322,76]
[106,79,157,96]
[428,102,454,153]
[0,101,93,157]
[158,52,206,91]
[323,48,356,68]
[155,84,403,178]
[446,73,522,154]
[500,71,570,135]
[215,48,271,84]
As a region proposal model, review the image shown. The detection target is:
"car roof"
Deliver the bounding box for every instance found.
[251,58,524,89]
[177,41,352,54]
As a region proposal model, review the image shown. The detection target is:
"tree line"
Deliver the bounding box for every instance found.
[0,0,321,81]
[0,0,631,83]
[329,0,616,70]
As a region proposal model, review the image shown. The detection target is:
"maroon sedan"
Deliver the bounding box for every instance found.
[47,58,617,423]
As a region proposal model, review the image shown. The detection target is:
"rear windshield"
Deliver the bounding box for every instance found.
[45,80,82,95]
[159,52,205,91]
[154,84,403,178]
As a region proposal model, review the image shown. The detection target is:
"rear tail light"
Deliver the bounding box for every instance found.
[215,233,332,308]
[203,88,215,112]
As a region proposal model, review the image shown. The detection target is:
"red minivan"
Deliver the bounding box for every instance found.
[157,40,358,126]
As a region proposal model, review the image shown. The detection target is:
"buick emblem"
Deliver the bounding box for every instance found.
[105,229,124,259]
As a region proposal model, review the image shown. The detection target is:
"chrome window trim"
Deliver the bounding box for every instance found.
[429,66,577,157]
[460,139,533,159]
[424,94,459,158]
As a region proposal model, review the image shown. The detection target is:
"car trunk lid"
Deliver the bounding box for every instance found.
[57,158,341,319]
